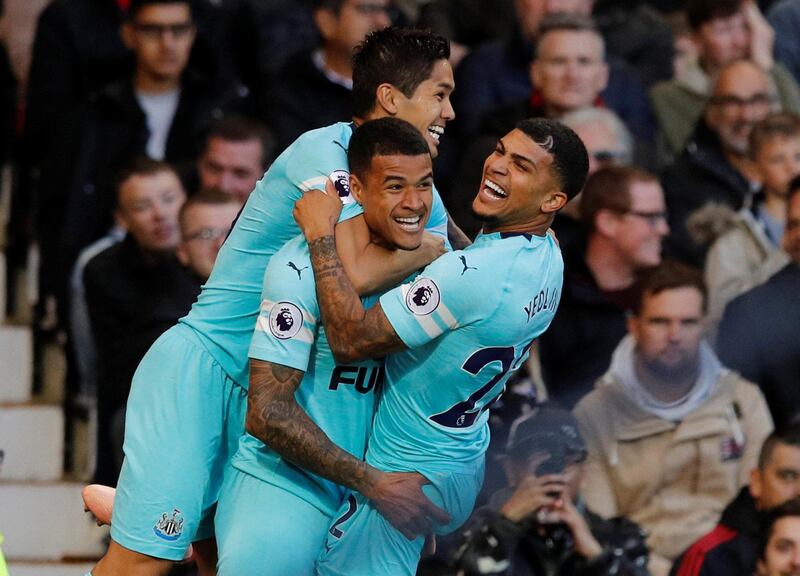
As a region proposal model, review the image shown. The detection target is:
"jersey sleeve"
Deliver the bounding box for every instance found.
[427,184,450,248]
[378,250,487,349]
[249,236,320,372]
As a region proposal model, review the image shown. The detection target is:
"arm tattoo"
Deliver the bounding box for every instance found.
[247,359,376,494]
[307,235,405,362]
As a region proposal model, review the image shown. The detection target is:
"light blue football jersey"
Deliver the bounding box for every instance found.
[372,231,564,477]
[180,122,450,389]
[231,235,383,515]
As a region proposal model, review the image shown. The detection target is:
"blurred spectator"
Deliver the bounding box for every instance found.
[660,59,773,267]
[717,183,800,429]
[671,424,800,576]
[444,404,649,576]
[555,106,634,252]
[194,116,275,202]
[538,166,668,409]
[650,0,800,162]
[37,0,248,329]
[176,188,242,281]
[667,12,701,83]
[768,0,800,85]
[452,0,654,141]
[260,0,394,153]
[755,499,800,576]
[84,158,198,485]
[693,112,798,343]
[574,261,773,576]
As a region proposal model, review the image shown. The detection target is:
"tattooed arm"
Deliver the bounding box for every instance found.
[246,358,450,538]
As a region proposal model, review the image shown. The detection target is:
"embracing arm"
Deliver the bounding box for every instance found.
[246,358,450,537]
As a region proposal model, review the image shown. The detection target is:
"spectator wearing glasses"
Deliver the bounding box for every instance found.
[538,165,669,409]
[650,0,800,163]
[36,0,249,333]
[661,59,778,267]
[259,0,396,153]
[574,261,773,576]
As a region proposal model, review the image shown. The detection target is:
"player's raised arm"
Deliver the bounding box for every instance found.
[295,189,408,364]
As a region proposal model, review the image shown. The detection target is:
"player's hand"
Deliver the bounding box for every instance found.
[364,471,452,540]
[499,474,566,523]
[419,233,447,265]
[294,185,342,241]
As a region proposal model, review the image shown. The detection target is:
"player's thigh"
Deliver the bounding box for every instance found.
[112,326,232,560]
[215,466,331,576]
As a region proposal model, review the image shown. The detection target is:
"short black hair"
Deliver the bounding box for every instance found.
[758,498,800,560]
[514,118,588,201]
[536,12,604,58]
[348,117,430,180]
[759,424,800,470]
[686,0,742,30]
[114,157,179,201]
[352,27,450,118]
[579,165,659,233]
[204,116,276,169]
[128,0,195,20]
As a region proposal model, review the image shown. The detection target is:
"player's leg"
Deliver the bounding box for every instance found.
[91,326,233,574]
[214,466,332,576]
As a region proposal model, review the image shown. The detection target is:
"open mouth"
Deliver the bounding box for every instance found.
[482,178,508,200]
[428,125,444,142]
[394,215,423,232]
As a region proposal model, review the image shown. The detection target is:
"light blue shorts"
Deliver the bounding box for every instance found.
[316,460,485,576]
[110,324,247,560]
[215,466,332,575]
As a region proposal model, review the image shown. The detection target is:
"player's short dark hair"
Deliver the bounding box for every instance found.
[632,260,707,315]
[750,112,800,160]
[128,0,195,20]
[758,498,800,559]
[348,117,430,179]
[686,0,742,30]
[352,27,450,118]
[759,424,800,470]
[114,157,179,204]
[204,116,276,169]
[579,165,658,233]
[513,118,588,202]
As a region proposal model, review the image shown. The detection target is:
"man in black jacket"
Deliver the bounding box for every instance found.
[670,424,800,576]
[446,404,649,576]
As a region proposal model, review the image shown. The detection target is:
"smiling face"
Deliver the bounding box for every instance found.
[351,153,433,250]
[472,129,566,233]
[198,137,264,203]
[531,29,608,116]
[392,59,455,158]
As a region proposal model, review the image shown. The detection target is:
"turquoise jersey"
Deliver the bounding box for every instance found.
[373,231,563,477]
[231,235,383,515]
[180,122,450,389]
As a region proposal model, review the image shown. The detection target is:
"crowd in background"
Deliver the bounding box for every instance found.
[2,0,800,574]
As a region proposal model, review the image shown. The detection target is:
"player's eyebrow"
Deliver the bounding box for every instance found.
[511,151,537,172]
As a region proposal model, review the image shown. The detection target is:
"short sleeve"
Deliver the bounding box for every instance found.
[249,237,319,371]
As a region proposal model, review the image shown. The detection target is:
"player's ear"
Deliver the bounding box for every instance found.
[375,83,400,115]
[541,189,567,214]
[350,174,365,204]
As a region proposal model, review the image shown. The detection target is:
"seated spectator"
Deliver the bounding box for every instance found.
[37,0,248,329]
[195,116,275,202]
[661,59,774,266]
[443,404,649,576]
[555,106,634,252]
[695,112,797,343]
[84,159,199,486]
[176,188,243,281]
[650,0,800,162]
[755,498,800,576]
[574,261,774,576]
[671,424,800,576]
[717,183,800,429]
[260,0,394,153]
[538,166,668,408]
